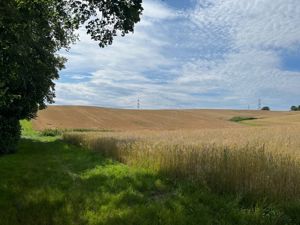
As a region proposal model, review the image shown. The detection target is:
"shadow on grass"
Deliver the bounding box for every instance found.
[0,138,298,225]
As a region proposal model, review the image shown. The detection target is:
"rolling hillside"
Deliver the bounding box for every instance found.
[32,106,299,131]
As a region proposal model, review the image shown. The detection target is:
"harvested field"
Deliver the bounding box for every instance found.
[32,105,299,131]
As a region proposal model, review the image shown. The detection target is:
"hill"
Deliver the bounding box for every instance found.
[32,106,299,131]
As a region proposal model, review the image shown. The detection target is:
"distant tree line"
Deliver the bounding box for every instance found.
[291,106,300,111]
[257,106,300,111]
[261,106,270,111]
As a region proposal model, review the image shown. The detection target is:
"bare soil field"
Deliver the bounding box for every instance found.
[32,105,299,131]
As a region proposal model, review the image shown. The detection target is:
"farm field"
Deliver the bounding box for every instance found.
[1,107,300,224]
[32,105,299,130]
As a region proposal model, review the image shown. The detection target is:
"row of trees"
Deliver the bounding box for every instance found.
[0,0,143,153]
[291,106,300,111]
[259,106,300,111]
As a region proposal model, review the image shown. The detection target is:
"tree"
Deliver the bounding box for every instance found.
[290,105,300,111]
[0,0,143,153]
[291,106,298,111]
[261,106,270,111]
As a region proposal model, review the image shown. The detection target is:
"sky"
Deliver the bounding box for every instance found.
[56,0,300,110]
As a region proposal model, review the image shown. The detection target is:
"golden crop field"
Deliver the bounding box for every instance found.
[32,105,298,130]
[63,124,300,202]
[34,106,300,201]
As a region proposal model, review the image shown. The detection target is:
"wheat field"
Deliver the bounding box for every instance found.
[63,125,300,202]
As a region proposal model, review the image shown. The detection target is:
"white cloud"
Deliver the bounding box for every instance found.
[184,0,300,108]
[142,0,179,20]
[192,0,300,49]
[55,0,300,110]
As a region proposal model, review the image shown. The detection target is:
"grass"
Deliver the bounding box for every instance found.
[229,116,257,123]
[22,121,113,138]
[0,123,298,224]
[20,120,39,137]
[20,120,61,141]
[229,116,262,126]
[40,128,63,137]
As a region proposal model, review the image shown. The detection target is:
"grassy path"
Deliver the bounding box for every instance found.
[0,123,298,225]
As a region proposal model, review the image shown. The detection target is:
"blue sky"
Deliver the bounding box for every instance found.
[57,0,300,110]
[163,0,196,9]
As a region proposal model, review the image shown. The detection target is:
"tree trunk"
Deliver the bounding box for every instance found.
[0,116,21,154]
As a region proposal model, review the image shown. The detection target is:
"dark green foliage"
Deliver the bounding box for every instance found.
[261,106,270,111]
[230,116,257,122]
[0,117,21,154]
[0,0,143,153]
[40,129,62,137]
[290,106,300,111]
[282,201,300,224]
[291,106,297,111]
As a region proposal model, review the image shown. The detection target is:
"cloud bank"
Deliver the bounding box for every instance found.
[56,0,300,110]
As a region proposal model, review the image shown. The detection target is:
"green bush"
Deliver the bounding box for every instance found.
[0,117,21,154]
[40,129,62,137]
[229,116,257,122]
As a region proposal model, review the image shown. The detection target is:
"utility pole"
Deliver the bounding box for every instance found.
[258,99,261,110]
[137,97,140,110]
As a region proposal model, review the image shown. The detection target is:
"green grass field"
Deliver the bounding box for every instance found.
[0,122,299,225]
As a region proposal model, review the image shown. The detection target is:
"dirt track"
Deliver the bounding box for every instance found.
[31,106,299,131]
